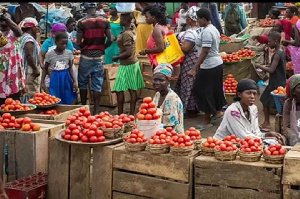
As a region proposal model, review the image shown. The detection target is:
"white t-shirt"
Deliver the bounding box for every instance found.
[195,24,223,69]
[178,9,187,27]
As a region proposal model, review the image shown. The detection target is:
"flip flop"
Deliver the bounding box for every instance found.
[259,124,271,132]
[211,116,224,122]
[196,124,213,131]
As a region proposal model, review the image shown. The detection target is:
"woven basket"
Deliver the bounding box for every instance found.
[146,143,170,154]
[200,145,215,156]
[239,151,262,162]
[214,149,238,161]
[125,142,147,152]
[102,126,124,139]
[170,145,194,156]
[124,121,135,133]
[193,139,203,150]
[263,153,285,164]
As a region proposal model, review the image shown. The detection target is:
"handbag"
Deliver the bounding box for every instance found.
[153,31,185,67]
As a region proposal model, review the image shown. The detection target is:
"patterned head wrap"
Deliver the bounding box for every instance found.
[187,6,200,21]
[19,17,38,28]
[286,74,300,98]
[153,63,173,78]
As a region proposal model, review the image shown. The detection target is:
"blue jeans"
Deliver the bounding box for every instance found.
[77,56,104,92]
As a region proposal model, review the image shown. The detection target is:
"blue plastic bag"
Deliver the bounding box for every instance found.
[116,3,135,13]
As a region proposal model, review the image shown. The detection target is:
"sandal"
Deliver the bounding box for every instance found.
[211,116,224,122]
[259,124,271,132]
[196,124,213,131]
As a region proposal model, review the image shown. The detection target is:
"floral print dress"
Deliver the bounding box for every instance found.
[0,31,25,98]
[153,89,184,134]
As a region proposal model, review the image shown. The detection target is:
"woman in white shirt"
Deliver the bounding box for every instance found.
[176,3,189,33]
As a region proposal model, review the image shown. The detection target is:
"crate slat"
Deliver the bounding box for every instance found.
[195,185,280,199]
[113,191,150,199]
[113,170,190,199]
[283,184,300,199]
[0,131,4,181]
[6,131,16,182]
[282,150,300,185]
[113,145,198,182]
[69,145,91,199]
[194,156,282,191]
[47,138,69,199]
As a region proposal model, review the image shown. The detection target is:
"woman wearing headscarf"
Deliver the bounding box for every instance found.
[176,3,189,33]
[0,11,25,104]
[134,2,154,55]
[104,3,124,64]
[282,74,300,146]
[39,23,74,92]
[153,63,184,134]
[175,6,200,117]
[139,4,169,68]
[214,78,285,144]
[19,17,41,103]
[224,3,248,36]
[286,6,299,25]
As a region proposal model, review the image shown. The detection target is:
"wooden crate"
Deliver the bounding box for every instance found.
[194,155,282,199]
[112,145,200,199]
[137,55,150,65]
[47,138,123,199]
[17,105,90,122]
[282,150,300,199]
[0,120,65,183]
[291,142,300,151]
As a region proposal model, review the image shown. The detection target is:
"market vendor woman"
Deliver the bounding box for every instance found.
[214,79,285,144]
[152,63,184,134]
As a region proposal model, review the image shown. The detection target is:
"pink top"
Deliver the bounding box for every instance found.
[147,24,169,66]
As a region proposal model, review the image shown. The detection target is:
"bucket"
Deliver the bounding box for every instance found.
[136,118,161,139]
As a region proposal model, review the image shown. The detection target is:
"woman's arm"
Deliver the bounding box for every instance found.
[24,42,40,77]
[5,16,22,37]
[112,33,132,61]
[282,99,292,143]
[256,53,280,73]
[188,47,210,76]
[68,58,78,92]
[39,51,47,69]
[41,62,49,91]
[283,26,300,46]
[112,45,132,61]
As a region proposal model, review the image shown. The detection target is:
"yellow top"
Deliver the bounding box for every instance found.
[133,10,147,24]
[108,17,120,24]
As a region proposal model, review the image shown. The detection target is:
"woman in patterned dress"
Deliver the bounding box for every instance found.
[0,12,25,105]
[175,6,200,117]
[153,63,184,134]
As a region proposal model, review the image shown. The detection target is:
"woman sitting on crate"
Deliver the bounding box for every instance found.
[152,63,184,134]
[282,74,300,146]
[214,78,285,145]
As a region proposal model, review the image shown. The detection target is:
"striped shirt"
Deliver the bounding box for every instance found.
[195,24,223,69]
[77,16,110,57]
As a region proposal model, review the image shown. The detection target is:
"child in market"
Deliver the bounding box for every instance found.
[111,13,145,115]
[256,31,286,132]
[41,32,78,104]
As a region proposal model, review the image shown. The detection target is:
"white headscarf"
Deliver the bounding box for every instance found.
[187,6,200,21]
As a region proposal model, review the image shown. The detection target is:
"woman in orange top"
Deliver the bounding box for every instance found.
[286,6,299,25]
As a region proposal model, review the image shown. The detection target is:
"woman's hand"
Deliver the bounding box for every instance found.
[188,68,197,77]
[111,56,118,62]
[139,49,147,55]
[73,82,78,93]
[265,131,286,145]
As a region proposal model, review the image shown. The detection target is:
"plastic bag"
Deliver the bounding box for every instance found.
[116,3,135,13]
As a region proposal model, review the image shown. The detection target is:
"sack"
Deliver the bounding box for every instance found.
[116,3,135,13]
[225,5,241,36]
[153,32,185,67]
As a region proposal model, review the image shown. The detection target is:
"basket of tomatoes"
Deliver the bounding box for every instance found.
[239,137,263,162]
[214,141,238,161]
[169,134,194,156]
[236,48,256,60]
[221,53,241,65]
[263,144,286,164]
[28,92,61,108]
[119,114,135,133]
[146,129,172,154]
[184,127,202,150]
[124,129,148,152]
[201,137,219,156]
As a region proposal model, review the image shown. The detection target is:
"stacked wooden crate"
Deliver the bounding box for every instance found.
[112,145,199,199]
[194,156,282,199]
[282,143,300,199]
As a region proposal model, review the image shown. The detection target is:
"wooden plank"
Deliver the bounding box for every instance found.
[283,184,300,199]
[195,185,281,199]
[15,131,35,179]
[91,143,123,199]
[104,64,119,80]
[113,171,190,199]
[194,156,282,191]
[291,142,300,151]
[0,131,4,181]
[282,150,300,185]
[113,192,150,199]
[5,131,16,182]
[31,119,65,137]
[69,144,91,199]
[47,138,69,199]
[113,145,198,182]
[100,93,117,106]
[34,130,49,173]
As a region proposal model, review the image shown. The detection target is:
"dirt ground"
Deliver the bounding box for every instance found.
[91,93,276,138]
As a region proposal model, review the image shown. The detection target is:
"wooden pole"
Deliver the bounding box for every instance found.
[45,2,48,38]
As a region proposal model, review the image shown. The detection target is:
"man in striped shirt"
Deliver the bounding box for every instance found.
[77,2,112,115]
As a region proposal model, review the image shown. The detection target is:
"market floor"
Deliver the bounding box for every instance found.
[90,94,276,138]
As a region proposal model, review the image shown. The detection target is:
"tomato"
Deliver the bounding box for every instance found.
[225,136,231,141]
[89,136,98,142]
[272,151,279,155]
[220,144,227,151]
[154,139,160,144]
[160,134,166,140]
[250,146,257,152]
[148,102,156,108]
[143,97,152,104]
[149,139,155,144]
[98,136,105,142]
[145,114,153,120]
[207,137,214,144]
[184,135,191,142]
[137,113,145,120]
[140,103,149,110]
[275,144,282,150]
[269,147,277,153]
[245,148,251,152]
[87,130,95,137]
[204,142,210,147]
[79,107,87,113]
[33,124,41,131]
[179,143,186,148]
[178,137,184,144]
[89,124,98,131]
[69,124,77,130]
[71,135,79,141]
[64,134,71,140]
[129,115,135,121]
[84,111,91,117]
[209,143,215,148]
